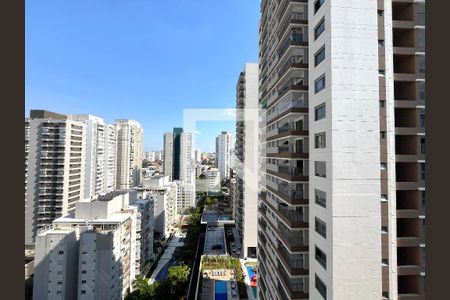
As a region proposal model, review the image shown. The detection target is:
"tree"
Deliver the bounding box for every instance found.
[205,197,217,207]
[142,159,150,168]
[168,265,191,285]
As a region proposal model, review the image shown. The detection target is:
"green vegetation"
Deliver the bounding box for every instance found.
[142,159,150,168]
[204,196,217,207]
[127,192,211,300]
[201,255,243,281]
[126,265,191,300]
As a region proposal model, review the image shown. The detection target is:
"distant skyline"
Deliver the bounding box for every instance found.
[25,0,259,152]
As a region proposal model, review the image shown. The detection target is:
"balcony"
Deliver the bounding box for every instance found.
[267,94,308,123]
[267,122,308,141]
[278,31,307,60]
[277,265,308,299]
[278,12,308,38]
[277,223,307,252]
[266,144,308,159]
[278,244,308,276]
[268,184,308,205]
[268,165,308,182]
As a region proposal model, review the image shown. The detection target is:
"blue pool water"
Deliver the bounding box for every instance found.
[246,265,256,279]
[215,280,228,300]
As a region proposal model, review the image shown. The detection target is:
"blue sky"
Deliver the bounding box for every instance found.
[25,0,259,152]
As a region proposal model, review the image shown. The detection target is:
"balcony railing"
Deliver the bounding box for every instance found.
[278,165,303,177]
[278,12,307,38]
[278,122,305,134]
[278,78,305,97]
[278,204,305,223]
[278,31,305,59]
[277,145,304,154]
[278,244,305,269]
[278,223,304,248]
[278,184,304,200]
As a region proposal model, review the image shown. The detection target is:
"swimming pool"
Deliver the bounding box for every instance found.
[245,266,258,297]
[215,280,228,300]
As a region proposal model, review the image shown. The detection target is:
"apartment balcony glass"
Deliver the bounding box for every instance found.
[278,29,306,59]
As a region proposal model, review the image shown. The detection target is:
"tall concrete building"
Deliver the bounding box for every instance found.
[68,114,117,199]
[115,119,143,189]
[33,191,138,300]
[233,63,259,258]
[215,131,233,180]
[163,128,196,212]
[25,110,87,246]
[257,1,425,299]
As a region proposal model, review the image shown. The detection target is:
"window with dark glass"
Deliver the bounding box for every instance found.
[315,46,326,66]
[315,189,326,208]
[420,138,425,154]
[419,110,425,128]
[315,132,326,149]
[315,273,327,299]
[314,0,325,14]
[315,103,326,121]
[421,163,425,180]
[315,246,327,269]
[315,161,326,178]
[315,74,326,93]
[314,18,325,40]
[419,81,425,100]
[315,217,327,238]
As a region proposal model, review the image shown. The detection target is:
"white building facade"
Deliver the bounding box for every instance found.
[25,110,87,246]
[115,120,143,189]
[68,114,117,199]
[215,131,233,180]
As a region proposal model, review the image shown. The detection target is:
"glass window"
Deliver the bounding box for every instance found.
[315,273,327,299]
[378,40,385,47]
[315,246,327,269]
[315,189,326,208]
[418,81,425,101]
[315,161,326,178]
[421,163,425,180]
[315,46,326,66]
[315,217,327,238]
[314,18,325,40]
[315,74,326,93]
[420,138,425,154]
[315,132,326,149]
[315,103,326,121]
[419,110,425,128]
[314,0,326,14]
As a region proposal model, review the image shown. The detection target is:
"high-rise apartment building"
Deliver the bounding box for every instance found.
[68,114,117,199]
[25,110,86,246]
[257,1,425,299]
[115,119,143,189]
[163,128,196,212]
[378,1,426,299]
[140,175,178,239]
[233,63,259,258]
[215,131,233,180]
[33,191,138,300]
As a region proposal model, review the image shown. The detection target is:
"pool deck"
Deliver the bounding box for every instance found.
[241,259,259,300]
[201,278,240,300]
